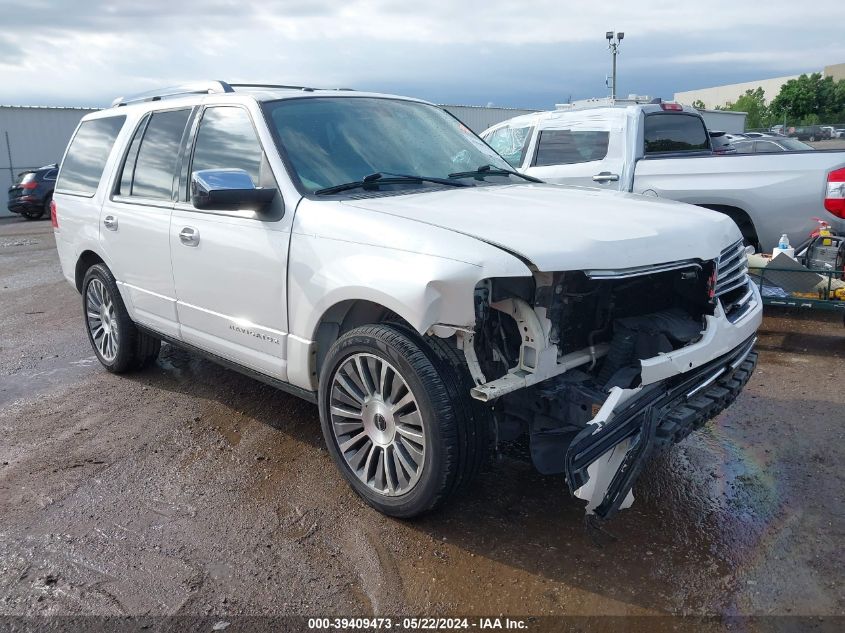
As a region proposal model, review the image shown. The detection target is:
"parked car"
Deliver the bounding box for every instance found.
[790,125,826,141]
[7,163,58,220]
[482,103,845,251]
[53,81,763,522]
[733,138,815,153]
[835,128,845,139]
[820,126,837,140]
[709,130,736,154]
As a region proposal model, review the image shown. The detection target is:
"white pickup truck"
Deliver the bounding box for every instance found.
[482,100,845,251]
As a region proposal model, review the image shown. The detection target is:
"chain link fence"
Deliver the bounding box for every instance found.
[746,122,845,140]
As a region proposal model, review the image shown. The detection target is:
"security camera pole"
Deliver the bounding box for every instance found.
[606,30,624,100]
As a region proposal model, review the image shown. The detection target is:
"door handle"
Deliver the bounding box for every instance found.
[103,215,118,231]
[592,172,620,183]
[179,226,200,247]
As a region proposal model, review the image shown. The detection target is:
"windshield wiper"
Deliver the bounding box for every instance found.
[448,164,542,183]
[315,172,468,195]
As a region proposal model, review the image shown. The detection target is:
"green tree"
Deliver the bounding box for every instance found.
[768,73,845,123]
[691,99,706,109]
[722,87,769,129]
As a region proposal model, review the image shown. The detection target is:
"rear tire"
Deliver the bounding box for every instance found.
[318,324,489,518]
[82,264,160,373]
[22,204,44,220]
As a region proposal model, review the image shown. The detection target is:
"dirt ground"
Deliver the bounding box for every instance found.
[1,217,843,624]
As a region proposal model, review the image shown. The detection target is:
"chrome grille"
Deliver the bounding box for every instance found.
[715,239,748,298]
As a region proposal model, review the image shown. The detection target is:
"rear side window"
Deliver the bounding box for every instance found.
[734,141,754,154]
[117,109,191,200]
[643,114,709,154]
[532,129,609,166]
[754,141,785,153]
[57,116,125,196]
[191,106,273,188]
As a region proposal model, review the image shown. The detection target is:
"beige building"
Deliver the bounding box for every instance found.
[825,63,845,81]
[674,62,845,109]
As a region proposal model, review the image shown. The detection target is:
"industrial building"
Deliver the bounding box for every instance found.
[674,62,845,109]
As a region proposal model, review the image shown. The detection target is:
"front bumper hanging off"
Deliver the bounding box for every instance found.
[564,336,758,520]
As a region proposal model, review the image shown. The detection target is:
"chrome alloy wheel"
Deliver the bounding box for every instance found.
[329,353,426,497]
[86,278,119,362]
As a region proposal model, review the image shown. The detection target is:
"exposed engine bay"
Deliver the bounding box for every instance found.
[458,259,759,520]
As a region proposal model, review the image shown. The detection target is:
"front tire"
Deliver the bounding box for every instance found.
[318,324,488,518]
[82,264,160,373]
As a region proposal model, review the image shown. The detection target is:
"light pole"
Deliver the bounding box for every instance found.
[606,31,624,100]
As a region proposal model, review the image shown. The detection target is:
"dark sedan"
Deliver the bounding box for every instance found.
[7,164,57,220]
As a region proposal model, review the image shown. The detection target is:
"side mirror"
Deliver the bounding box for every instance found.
[191,169,276,212]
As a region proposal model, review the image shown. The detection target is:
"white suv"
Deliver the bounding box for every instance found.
[53,81,762,521]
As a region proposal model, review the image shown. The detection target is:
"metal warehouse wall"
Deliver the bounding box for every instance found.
[1,106,99,217]
[696,109,747,134]
[441,105,539,133]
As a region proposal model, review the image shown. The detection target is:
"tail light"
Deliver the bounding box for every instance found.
[660,102,684,111]
[50,200,58,228]
[21,180,38,190]
[825,168,845,219]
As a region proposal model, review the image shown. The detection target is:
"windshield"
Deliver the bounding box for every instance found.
[263,97,514,194]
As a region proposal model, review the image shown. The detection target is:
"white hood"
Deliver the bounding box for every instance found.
[342,184,740,271]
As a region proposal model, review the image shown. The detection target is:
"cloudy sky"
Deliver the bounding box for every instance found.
[1,0,843,109]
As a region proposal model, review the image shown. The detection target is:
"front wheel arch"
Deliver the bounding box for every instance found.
[697,204,760,251]
[312,299,417,385]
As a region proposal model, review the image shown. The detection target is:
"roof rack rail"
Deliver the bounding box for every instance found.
[228,83,356,92]
[111,80,234,107]
[111,81,358,107]
[228,83,316,92]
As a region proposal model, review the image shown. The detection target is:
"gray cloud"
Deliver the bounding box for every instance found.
[0,0,842,108]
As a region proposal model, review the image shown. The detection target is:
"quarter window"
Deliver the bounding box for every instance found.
[532,130,609,166]
[57,116,125,196]
[191,107,274,189]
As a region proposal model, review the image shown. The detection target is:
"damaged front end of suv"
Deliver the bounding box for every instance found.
[457,239,761,520]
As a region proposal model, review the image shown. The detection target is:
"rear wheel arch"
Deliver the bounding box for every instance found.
[697,204,760,251]
[75,250,106,293]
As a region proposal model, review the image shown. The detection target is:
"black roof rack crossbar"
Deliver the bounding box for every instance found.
[111,80,234,107]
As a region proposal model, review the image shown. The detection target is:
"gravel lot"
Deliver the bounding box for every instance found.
[1,218,843,624]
